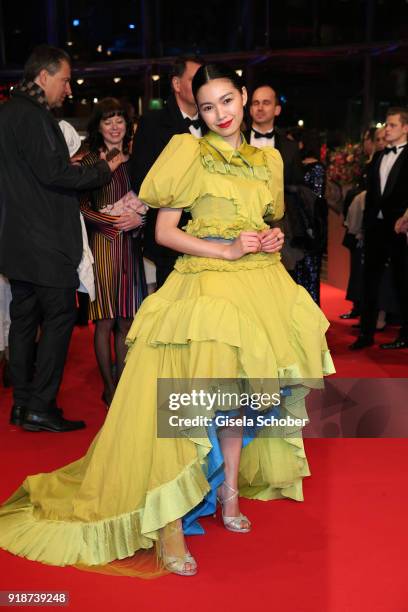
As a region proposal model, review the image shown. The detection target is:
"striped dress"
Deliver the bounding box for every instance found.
[80,152,147,320]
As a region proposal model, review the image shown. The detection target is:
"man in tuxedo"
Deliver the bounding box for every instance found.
[245,84,305,272]
[0,45,121,431]
[245,84,304,185]
[350,107,408,350]
[129,55,203,288]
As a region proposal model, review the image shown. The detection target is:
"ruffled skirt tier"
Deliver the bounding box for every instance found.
[0,260,334,568]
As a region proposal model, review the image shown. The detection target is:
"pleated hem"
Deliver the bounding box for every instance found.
[0,429,311,569]
[0,278,333,571]
[0,454,212,568]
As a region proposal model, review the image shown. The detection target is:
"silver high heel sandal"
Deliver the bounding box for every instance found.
[216,482,252,533]
[158,542,197,577]
[158,523,198,577]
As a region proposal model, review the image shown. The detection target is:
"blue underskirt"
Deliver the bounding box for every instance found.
[182,401,282,535]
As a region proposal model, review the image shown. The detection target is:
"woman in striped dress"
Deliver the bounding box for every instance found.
[80,98,147,406]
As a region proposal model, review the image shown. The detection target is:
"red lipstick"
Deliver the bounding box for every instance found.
[218,119,233,129]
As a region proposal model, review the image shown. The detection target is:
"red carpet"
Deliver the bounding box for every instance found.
[0,285,407,612]
[322,284,408,378]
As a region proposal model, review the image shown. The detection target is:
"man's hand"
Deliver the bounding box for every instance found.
[113,211,144,232]
[100,150,126,173]
[395,216,408,234]
[258,228,285,253]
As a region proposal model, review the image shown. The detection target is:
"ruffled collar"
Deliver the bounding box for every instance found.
[201,131,266,169]
[199,131,270,181]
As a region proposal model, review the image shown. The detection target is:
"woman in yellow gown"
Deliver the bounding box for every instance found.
[0,64,334,577]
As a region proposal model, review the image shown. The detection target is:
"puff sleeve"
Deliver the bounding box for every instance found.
[138,134,201,209]
[262,147,285,222]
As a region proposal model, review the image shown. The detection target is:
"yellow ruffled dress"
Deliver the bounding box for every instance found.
[0,132,335,569]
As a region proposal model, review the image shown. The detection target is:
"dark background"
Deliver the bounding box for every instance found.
[1,0,408,138]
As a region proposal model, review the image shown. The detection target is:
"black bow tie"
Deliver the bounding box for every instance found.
[184,117,201,130]
[253,129,275,139]
[383,144,406,155]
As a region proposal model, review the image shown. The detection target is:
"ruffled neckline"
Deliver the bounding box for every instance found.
[201,131,268,168]
[199,131,270,181]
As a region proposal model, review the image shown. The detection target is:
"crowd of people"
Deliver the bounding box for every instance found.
[341,119,408,350]
[0,47,332,426]
[0,44,406,577]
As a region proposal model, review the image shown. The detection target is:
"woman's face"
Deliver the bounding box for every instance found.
[99,113,126,149]
[196,78,247,144]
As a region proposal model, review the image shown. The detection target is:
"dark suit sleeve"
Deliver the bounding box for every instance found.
[275,134,304,186]
[283,140,304,185]
[362,152,381,229]
[291,146,305,185]
[129,114,162,192]
[16,114,111,191]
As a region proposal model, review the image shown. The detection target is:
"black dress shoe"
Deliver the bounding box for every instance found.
[22,411,86,432]
[10,405,26,426]
[101,390,114,408]
[349,335,374,350]
[340,310,360,320]
[380,339,408,350]
[49,403,64,417]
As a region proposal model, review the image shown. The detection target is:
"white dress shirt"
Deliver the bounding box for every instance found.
[181,111,202,139]
[77,214,95,301]
[250,128,275,149]
[378,141,407,218]
[379,142,407,194]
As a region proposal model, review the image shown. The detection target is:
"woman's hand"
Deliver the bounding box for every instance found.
[257,228,285,253]
[224,232,262,260]
[123,192,148,214]
[113,211,144,232]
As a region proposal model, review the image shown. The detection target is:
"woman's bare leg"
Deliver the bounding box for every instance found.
[159,519,196,575]
[217,425,249,528]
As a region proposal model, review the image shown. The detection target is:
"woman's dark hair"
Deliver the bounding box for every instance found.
[86,98,133,154]
[289,127,322,161]
[192,63,244,102]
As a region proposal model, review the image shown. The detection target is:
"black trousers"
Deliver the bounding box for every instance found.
[9,280,77,413]
[361,223,408,339]
[76,291,89,325]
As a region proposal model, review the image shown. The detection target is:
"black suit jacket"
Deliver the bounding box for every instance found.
[244,127,304,186]
[129,94,194,263]
[0,91,111,288]
[363,147,408,234]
